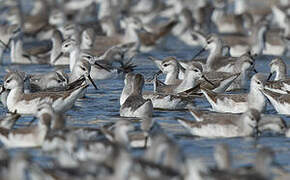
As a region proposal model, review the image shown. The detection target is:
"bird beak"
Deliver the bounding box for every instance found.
[87,75,98,90]
[52,52,64,64]
[253,68,258,73]
[0,86,5,94]
[156,70,162,76]
[202,75,215,86]
[94,61,111,72]
[267,73,273,81]
[0,39,9,51]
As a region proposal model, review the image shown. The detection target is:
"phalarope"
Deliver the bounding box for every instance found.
[29,70,68,92]
[177,108,260,138]
[188,108,287,135]
[102,119,159,148]
[100,120,135,148]
[149,56,185,84]
[57,38,134,81]
[266,58,290,94]
[155,62,205,94]
[0,24,19,63]
[236,147,278,179]
[193,35,257,73]
[120,73,135,106]
[262,88,290,115]
[149,56,242,92]
[10,34,51,64]
[3,72,88,114]
[211,0,251,34]
[0,104,52,148]
[220,21,268,57]
[120,73,153,118]
[50,29,69,65]
[201,73,267,113]
[142,63,203,110]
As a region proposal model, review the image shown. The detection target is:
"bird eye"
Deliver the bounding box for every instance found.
[64,44,69,48]
[81,67,86,71]
[57,80,62,83]
[6,79,11,83]
[163,64,169,67]
[256,81,261,85]
[194,69,199,72]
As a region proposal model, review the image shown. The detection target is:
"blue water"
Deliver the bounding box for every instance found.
[2,36,290,171]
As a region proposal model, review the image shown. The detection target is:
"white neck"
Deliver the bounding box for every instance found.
[114,127,129,146]
[120,84,131,105]
[211,9,224,23]
[7,87,23,112]
[274,66,286,80]
[164,68,179,85]
[251,27,266,55]
[234,0,247,14]
[124,25,139,43]
[69,48,80,72]
[50,38,62,64]
[206,43,223,70]
[97,0,111,19]
[248,87,266,112]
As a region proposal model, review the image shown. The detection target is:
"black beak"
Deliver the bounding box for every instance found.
[52,52,64,64]
[267,73,273,81]
[202,75,215,86]
[0,39,9,51]
[253,68,258,73]
[94,61,111,72]
[155,70,162,76]
[0,86,5,94]
[5,38,12,51]
[87,75,98,90]
[192,47,205,59]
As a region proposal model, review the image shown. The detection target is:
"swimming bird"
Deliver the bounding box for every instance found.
[265,58,290,94]
[142,62,204,110]
[0,103,52,147]
[28,70,69,92]
[220,21,268,57]
[262,88,290,115]
[188,108,287,135]
[177,108,260,138]
[3,71,88,114]
[120,73,153,118]
[154,62,205,94]
[201,73,267,113]
[148,56,185,84]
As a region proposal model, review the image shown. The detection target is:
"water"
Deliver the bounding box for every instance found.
[2,37,290,171]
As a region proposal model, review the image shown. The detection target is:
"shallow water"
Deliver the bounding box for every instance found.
[2,37,290,171]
